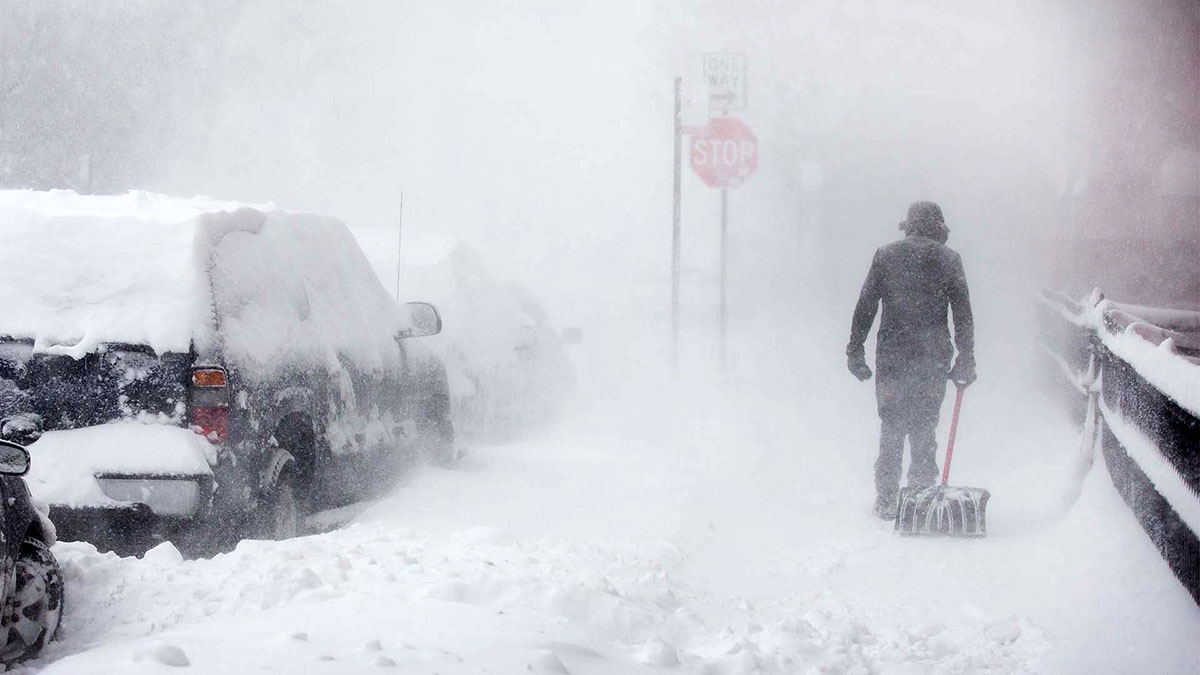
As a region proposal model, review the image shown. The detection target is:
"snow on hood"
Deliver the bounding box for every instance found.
[0,190,272,357]
[25,422,215,508]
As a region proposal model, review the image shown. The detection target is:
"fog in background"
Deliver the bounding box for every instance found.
[2,0,1195,385]
[4,7,1200,668]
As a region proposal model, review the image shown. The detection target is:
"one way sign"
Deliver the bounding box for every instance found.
[703,53,747,114]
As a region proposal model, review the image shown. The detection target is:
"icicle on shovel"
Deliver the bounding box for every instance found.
[895,385,991,537]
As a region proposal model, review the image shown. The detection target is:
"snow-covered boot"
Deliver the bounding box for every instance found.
[873,495,898,520]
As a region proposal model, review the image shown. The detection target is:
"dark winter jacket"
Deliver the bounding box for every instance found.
[846,230,974,378]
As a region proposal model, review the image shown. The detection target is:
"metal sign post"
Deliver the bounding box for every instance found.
[719,188,728,371]
[671,77,683,374]
[688,118,757,374]
[674,56,754,375]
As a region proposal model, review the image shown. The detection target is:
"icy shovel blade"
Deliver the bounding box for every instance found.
[894,485,991,537]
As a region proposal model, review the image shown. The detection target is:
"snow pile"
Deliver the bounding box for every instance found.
[34,522,1047,674]
[0,190,261,357]
[25,422,215,507]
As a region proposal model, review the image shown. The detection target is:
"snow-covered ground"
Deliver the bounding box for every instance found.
[14,319,1200,674]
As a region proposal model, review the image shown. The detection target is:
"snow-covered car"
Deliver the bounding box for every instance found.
[0,191,453,554]
[349,232,577,441]
[0,439,62,665]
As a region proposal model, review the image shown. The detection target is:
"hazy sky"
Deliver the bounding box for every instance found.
[150,1,1120,341]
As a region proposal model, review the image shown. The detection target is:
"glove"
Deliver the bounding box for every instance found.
[948,361,977,388]
[847,354,873,382]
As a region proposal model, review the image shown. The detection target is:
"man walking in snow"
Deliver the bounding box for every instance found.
[846,201,975,520]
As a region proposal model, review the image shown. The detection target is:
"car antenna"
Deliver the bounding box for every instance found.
[395,190,404,302]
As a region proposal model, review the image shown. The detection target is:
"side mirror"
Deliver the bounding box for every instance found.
[397,302,442,340]
[0,440,30,476]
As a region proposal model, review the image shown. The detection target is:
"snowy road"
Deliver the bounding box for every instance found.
[17,326,1200,674]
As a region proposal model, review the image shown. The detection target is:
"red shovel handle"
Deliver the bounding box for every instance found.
[941,385,965,485]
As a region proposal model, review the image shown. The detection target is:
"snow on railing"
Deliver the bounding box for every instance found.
[1041,290,1200,415]
[1100,397,1200,534]
[1104,301,1200,333]
[1037,289,1200,605]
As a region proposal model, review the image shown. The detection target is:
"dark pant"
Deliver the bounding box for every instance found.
[874,368,948,503]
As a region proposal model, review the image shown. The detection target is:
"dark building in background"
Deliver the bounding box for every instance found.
[1054,0,1200,307]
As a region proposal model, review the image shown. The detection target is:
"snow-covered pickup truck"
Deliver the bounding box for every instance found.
[0,191,453,554]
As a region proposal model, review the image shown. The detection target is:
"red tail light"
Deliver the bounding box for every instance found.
[191,406,228,443]
[190,366,229,443]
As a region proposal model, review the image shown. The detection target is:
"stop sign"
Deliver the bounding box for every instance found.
[689,117,758,189]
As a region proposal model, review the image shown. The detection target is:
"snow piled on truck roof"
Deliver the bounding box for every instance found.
[0,190,271,356]
[0,190,408,375]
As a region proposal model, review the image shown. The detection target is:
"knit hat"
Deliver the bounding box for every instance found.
[898,201,949,242]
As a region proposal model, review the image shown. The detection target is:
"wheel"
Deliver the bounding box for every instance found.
[0,538,64,664]
[419,411,457,467]
[266,474,301,540]
[257,472,303,541]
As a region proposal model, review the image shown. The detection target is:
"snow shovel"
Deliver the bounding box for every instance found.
[894,385,991,537]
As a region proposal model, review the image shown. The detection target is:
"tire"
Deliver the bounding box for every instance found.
[420,412,457,467]
[262,473,303,541]
[0,538,64,664]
